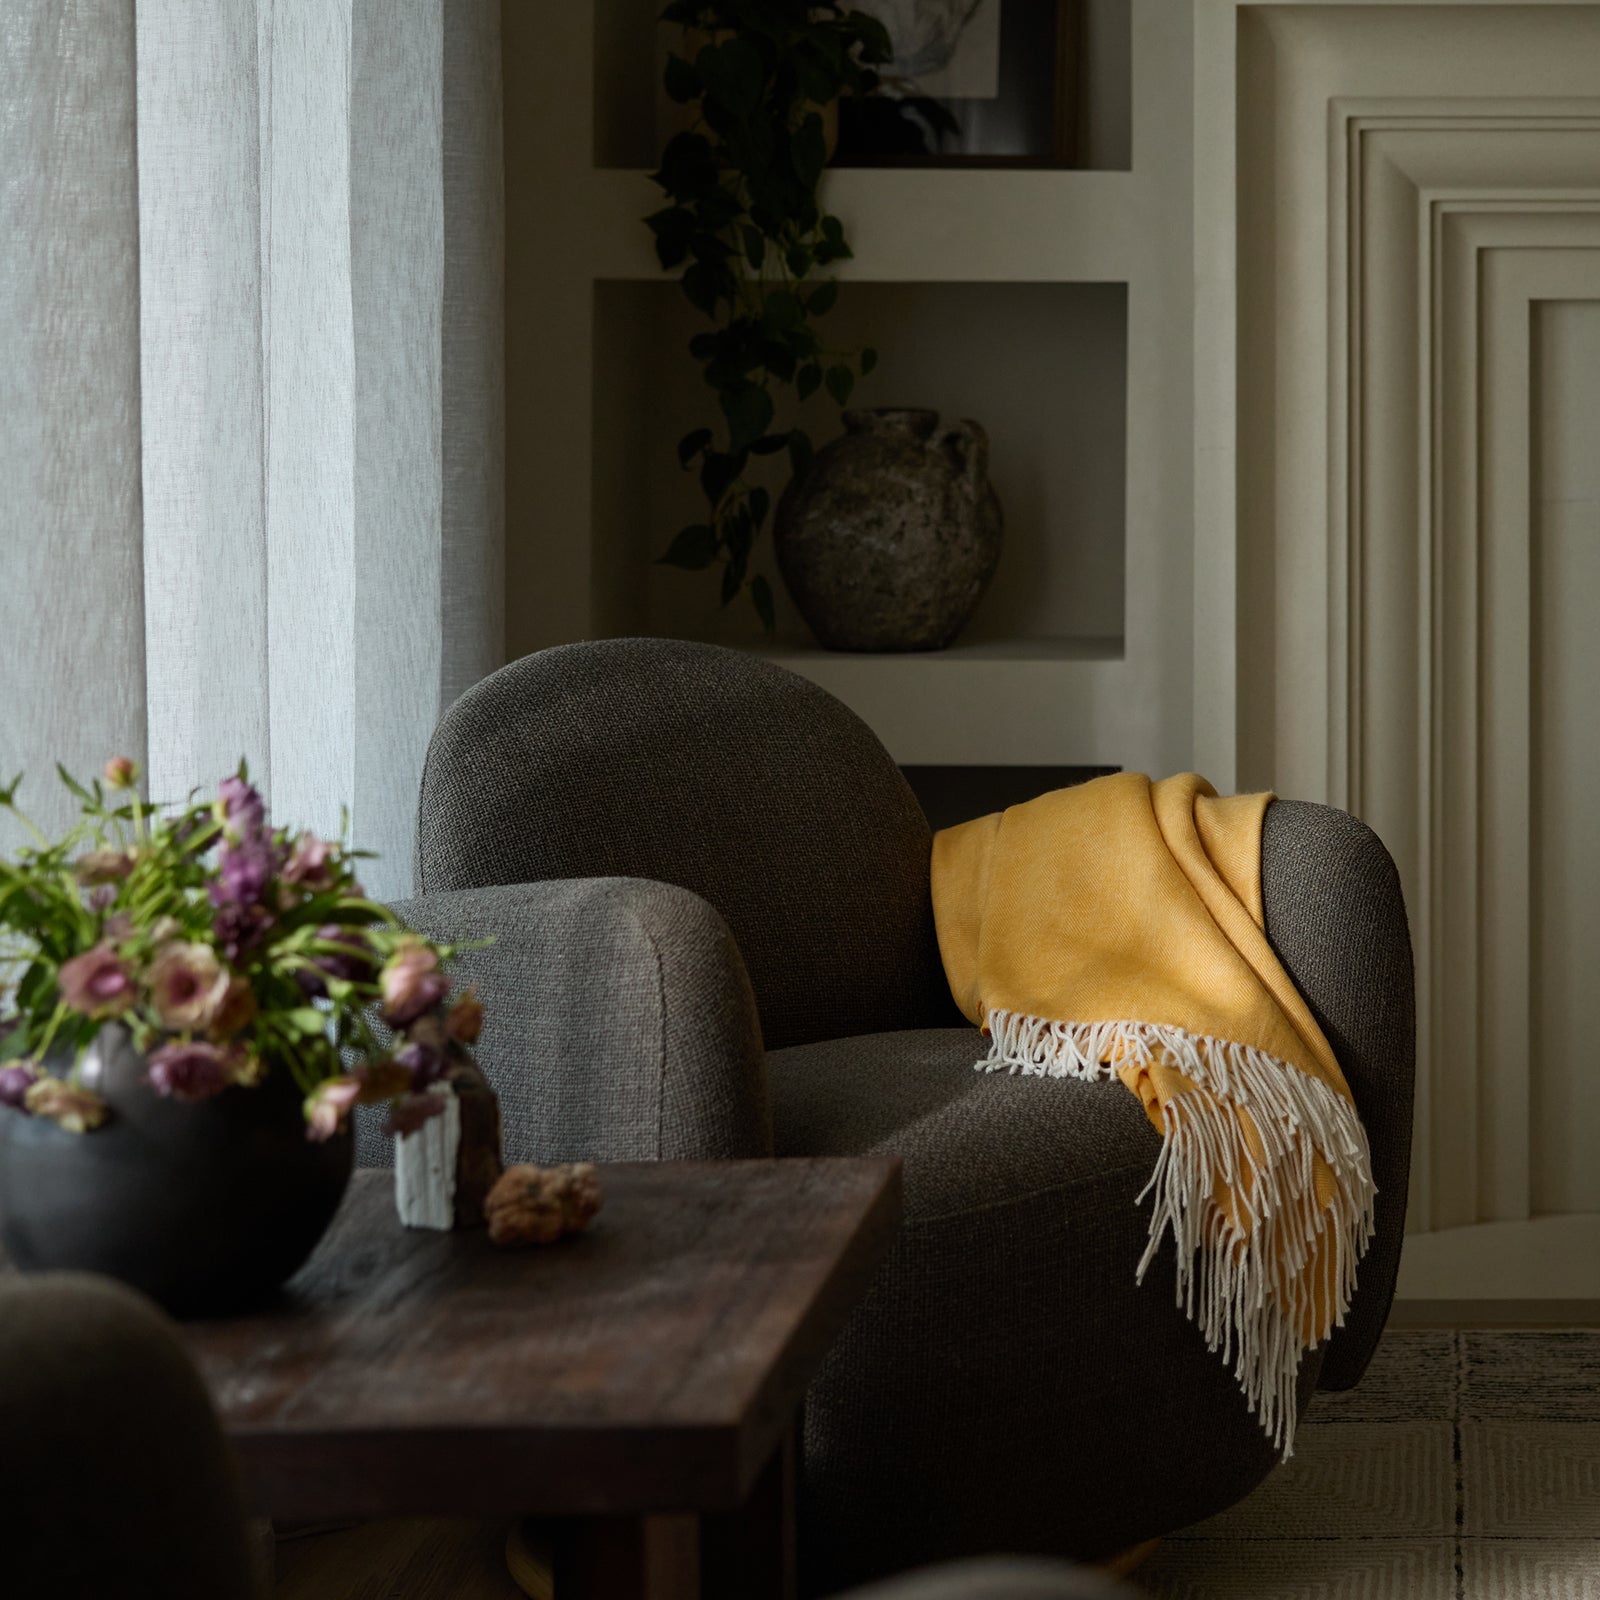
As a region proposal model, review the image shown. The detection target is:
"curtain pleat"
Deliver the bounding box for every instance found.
[0,0,146,844]
[1,0,504,898]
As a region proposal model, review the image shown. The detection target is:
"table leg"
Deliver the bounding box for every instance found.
[700,1426,797,1600]
[549,1512,700,1600]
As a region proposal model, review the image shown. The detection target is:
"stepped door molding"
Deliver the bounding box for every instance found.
[1196,2,1600,1294]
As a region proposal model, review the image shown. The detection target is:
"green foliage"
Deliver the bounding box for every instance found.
[0,763,484,1139]
[649,1,889,627]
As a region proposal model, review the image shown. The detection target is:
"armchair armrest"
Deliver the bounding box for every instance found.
[357,877,771,1169]
[1261,799,1416,1390]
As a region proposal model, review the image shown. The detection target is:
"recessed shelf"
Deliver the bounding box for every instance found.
[591,278,1128,657]
[585,167,1137,283]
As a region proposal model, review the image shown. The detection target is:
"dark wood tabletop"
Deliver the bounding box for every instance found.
[182,1159,901,1526]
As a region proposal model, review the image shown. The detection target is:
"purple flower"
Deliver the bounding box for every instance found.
[210,836,278,907]
[294,926,373,999]
[381,942,450,1027]
[394,1036,447,1089]
[281,832,338,893]
[211,901,274,962]
[215,775,266,838]
[0,1063,39,1110]
[145,1040,232,1102]
[58,944,137,1019]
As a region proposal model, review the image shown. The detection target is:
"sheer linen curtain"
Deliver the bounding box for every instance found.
[0,0,504,900]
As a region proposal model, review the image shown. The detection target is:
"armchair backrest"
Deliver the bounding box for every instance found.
[417,638,961,1051]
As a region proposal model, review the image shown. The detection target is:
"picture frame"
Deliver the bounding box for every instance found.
[833,0,1083,169]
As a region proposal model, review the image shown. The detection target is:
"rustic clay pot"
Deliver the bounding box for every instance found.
[773,408,1003,652]
[0,1024,351,1315]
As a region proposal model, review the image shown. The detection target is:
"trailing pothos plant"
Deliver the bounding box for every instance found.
[648,0,892,629]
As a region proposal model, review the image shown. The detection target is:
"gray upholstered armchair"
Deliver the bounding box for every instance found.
[364,637,1415,1595]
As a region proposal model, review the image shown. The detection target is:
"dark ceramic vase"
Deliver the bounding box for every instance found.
[0,1025,352,1315]
[773,407,1004,652]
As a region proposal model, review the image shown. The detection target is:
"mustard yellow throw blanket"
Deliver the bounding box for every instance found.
[931,772,1376,1453]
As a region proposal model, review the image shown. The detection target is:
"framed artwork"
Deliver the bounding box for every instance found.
[834,0,1082,168]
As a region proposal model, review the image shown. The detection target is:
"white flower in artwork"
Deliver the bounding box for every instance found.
[863,0,1002,100]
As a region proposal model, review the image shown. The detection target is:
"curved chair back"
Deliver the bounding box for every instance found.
[417,638,961,1051]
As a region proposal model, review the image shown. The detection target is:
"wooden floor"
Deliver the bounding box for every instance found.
[272,1520,528,1600]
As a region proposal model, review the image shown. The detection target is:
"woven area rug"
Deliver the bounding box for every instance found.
[1134,1329,1600,1599]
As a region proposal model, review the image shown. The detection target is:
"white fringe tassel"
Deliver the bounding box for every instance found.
[979,1009,1377,1457]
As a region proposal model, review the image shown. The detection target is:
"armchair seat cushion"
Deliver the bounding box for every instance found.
[769,1028,1321,1592]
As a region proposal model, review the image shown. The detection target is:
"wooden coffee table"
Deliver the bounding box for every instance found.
[183,1159,901,1600]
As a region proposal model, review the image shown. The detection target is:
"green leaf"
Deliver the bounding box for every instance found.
[788,428,815,482]
[824,364,854,407]
[761,290,803,332]
[795,363,823,402]
[681,262,721,316]
[657,523,719,570]
[677,427,713,468]
[741,225,766,271]
[701,450,744,505]
[54,764,92,804]
[662,51,700,105]
[748,487,771,529]
[721,550,748,604]
[790,112,827,189]
[748,433,789,456]
[860,346,878,376]
[721,384,775,453]
[750,575,776,634]
[285,1007,331,1039]
[807,279,838,316]
[697,37,765,116]
[786,243,812,278]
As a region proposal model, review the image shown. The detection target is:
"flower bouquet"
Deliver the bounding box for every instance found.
[0,759,485,1310]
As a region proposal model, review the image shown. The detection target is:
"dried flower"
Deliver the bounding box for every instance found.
[103,756,138,789]
[74,848,136,886]
[0,1062,39,1110]
[24,1077,108,1133]
[386,1090,448,1139]
[381,942,450,1027]
[304,1075,363,1142]
[281,832,337,893]
[485,1163,603,1246]
[354,1060,411,1104]
[446,989,484,1044]
[58,944,137,1019]
[208,976,257,1038]
[147,942,232,1032]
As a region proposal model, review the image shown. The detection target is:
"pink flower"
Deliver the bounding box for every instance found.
[145,1040,232,1102]
[58,944,137,1019]
[381,942,450,1027]
[74,848,136,886]
[280,832,338,893]
[0,1062,39,1110]
[386,1091,448,1139]
[147,942,231,1032]
[304,1075,363,1142]
[103,757,137,789]
[446,989,484,1044]
[24,1077,108,1133]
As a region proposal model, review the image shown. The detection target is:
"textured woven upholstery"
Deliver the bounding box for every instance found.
[416,638,962,1050]
[404,639,1414,1589]
[837,1557,1137,1600]
[357,877,770,1169]
[0,1274,261,1599]
[770,1029,1323,1591]
[1261,801,1415,1390]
